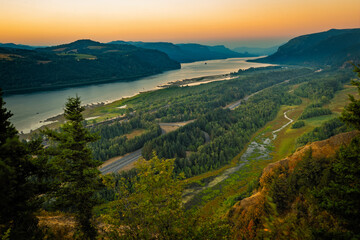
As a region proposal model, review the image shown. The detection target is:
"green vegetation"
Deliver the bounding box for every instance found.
[143,84,301,177]
[299,107,332,119]
[0,90,49,239]
[102,155,230,239]
[227,65,360,239]
[255,28,360,66]
[296,118,351,146]
[262,140,360,239]
[89,118,162,161]
[43,97,103,239]
[0,40,180,93]
[340,64,360,129]
[2,59,359,239]
[110,40,246,63]
[291,120,305,129]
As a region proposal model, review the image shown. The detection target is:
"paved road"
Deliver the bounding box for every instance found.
[99,149,142,174]
[99,71,316,174]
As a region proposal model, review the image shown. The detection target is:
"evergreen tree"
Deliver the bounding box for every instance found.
[44,96,101,240]
[0,89,46,239]
[340,64,360,130]
[103,153,230,240]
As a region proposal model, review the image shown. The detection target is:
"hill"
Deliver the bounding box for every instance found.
[109,41,249,62]
[0,40,180,94]
[228,131,360,239]
[0,43,37,50]
[253,28,360,66]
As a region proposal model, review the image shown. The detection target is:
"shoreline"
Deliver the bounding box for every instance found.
[38,74,234,128]
[16,57,272,135]
[157,73,233,88]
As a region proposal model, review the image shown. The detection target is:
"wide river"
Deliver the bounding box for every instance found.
[4,57,271,133]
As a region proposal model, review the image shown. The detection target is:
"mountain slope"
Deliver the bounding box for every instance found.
[253,28,360,66]
[109,41,249,62]
[0,43,36,50]
[228,131,360,239]
[0,40,180,94]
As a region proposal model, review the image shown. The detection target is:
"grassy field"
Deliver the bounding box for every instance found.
[57,52,97,60]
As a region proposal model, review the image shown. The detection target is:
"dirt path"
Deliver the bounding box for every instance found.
[272,109,294,140]
[183,109,294,204]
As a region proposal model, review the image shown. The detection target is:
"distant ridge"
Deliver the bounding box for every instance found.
[0,43,36,50]
[232,45,279,56]
[109,41,251,62]
[253,28,360,66]
[0,39,180,94]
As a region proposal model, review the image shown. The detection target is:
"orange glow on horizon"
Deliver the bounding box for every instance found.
[0,0,359,46]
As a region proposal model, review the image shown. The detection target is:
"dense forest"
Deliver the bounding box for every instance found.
[0,40,180,93]
[1,57,359,239]
[88,67,312,163]
[110,41,247,63]
[254,28,360,66]
[89,118,162,161]
[143,84,301,177]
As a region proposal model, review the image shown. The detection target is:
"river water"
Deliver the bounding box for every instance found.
[4,57,271,133]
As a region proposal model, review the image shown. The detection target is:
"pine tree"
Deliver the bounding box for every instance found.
[44,96,101,240]
[340,64,360,130]
[103,154,230,240]
[0,89,45,239]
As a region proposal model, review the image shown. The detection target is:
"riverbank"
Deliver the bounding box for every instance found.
[8,57,272,135]
[18,72,236,139]
[158,73,235,88]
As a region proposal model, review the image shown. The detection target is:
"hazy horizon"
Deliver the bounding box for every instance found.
[0,0,359,48]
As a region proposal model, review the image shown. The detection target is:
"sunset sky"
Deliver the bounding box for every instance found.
[0,0,359,48]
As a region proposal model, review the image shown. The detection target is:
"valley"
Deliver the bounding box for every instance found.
[1,27,360,239]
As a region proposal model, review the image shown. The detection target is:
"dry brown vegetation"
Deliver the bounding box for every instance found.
[228,131,359,238]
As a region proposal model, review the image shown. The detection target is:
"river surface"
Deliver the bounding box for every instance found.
[4,57,271,133]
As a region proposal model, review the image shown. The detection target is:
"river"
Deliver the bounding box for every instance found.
[4,57,271,133]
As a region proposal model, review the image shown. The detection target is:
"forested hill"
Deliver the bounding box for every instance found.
[229,131,360,239]
[0,40,180,94]
[0,43,36,50]
[253,28,360,66]
[109,41,250,62]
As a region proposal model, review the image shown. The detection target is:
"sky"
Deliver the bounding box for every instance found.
[0,0,359,48]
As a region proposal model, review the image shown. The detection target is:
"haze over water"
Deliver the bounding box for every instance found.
[4,57,272,133]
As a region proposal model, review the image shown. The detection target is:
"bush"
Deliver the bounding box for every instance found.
[291,120,305,129]
[299,107,332,119]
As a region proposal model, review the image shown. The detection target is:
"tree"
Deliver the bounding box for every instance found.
[103,154,188,239]
[340,64,360,130]
[44,96,101,240]
[103,153,230,240]
[0,89,47,239]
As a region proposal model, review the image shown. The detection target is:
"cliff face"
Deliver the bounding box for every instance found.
[228,131,359,239]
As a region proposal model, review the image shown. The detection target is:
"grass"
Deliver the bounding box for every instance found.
[327,84,358,113]
[184,81,357,217]
[184,105,293,216]
[124,129,146,140]
[57,52,97,60]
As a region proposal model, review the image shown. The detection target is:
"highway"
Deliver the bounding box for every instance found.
[99,149,142,174]
[99,71,316,174]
